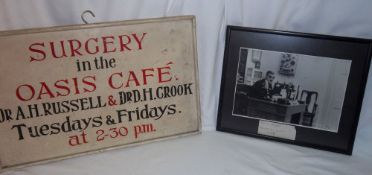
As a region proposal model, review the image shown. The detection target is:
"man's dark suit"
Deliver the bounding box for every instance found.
[251,79,273,99]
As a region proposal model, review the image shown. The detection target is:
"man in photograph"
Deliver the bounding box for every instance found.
[252,70,275,99]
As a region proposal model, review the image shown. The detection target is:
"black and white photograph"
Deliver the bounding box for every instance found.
[217,26,371,154]
[232,48,351,132]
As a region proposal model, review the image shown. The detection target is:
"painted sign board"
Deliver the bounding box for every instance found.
[0,16,200,170]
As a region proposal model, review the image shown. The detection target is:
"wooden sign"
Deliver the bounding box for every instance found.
[0,16,200,170]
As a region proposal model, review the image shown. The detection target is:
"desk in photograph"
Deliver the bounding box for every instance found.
[234,94,306,124]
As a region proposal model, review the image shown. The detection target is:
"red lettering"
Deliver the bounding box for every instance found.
[28,32,147,62]
[37,82,55,100]
[108,72,123,89]
[72,77,80,95]
[142,68,154,85]
[29,42,46,62]
[16,84,35,101]
[118,35,131,51]
[125,71,140,87]
[50,41,67,58]
[15,76,97,101]
[68,39,82,57]
[158,66,172,83]
[54,79,70,97]
[132,33,147,50]
[102,36,117,53]
[82,75,96,93]
[85,38,99,54]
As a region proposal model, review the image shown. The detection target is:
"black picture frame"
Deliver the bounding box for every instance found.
[217,26,372,155]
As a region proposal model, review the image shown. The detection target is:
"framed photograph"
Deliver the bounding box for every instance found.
[217,26,372,154]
